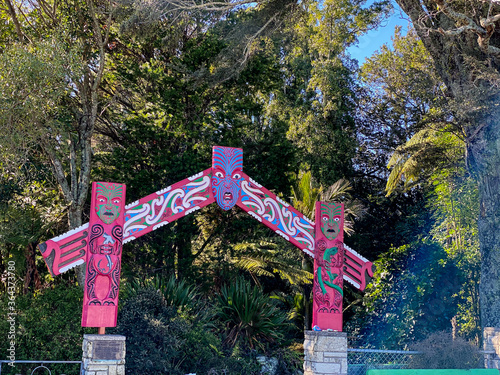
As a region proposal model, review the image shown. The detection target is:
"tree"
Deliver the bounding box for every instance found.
[351,25,483,343]
[394,0,500,339]
[0,0,114,227]
[0,0,116,283]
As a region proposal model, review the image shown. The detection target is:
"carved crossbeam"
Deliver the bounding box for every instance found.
[38,145,375,330]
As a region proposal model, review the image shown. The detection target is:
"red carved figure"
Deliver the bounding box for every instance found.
[313,202,344,331]
[82,182,126,327]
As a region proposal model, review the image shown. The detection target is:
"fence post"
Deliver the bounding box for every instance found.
[82,334,126,375]
[304,330,347,375]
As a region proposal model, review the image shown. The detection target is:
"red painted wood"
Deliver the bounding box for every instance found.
[312,202,344,331]
[38,170,214,276]
[37,146,374,332]
[236,173,315,257]
[81,182,126,327]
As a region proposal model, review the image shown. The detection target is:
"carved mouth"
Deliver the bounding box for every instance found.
[327,229,335,233]
[223,192,233,202]
[104,211,114,217]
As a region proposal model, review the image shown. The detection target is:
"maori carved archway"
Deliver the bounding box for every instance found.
[39,146,374,331]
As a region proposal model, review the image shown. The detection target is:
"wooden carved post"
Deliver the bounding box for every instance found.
[312,202,344,331]
[81,182,126,328]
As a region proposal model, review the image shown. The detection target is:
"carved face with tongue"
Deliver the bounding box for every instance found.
[319,202,343,241]
[212,146,244,211]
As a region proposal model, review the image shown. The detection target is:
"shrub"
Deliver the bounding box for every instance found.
[112,287,260,375]
[0,282,90,375]
[408,331,483,369]
[216,278,290,353]
[126,274,199,310]
[271,345,304,375]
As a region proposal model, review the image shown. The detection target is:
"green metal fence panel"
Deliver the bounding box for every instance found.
[366,370,498,375]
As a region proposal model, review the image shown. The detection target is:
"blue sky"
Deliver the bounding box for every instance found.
[347,2,411,64]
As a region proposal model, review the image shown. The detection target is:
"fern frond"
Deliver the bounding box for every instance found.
[385,127,465,196]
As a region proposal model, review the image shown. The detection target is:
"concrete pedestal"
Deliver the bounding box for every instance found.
[483,327,500,369]
[82,334,126,375]
[304,330,347,375]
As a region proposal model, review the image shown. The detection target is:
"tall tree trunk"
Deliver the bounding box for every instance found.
[3,0,24,41]
[394,0,500,352]
[471,103,500,328]
[23,242,42,294]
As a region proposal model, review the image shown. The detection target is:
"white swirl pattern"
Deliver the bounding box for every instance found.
[124,177,211,238]
[241,180,314,253]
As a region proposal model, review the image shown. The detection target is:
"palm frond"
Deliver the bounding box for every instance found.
[321,178,352,202]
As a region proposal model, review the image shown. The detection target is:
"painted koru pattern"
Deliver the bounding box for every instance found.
[211,146,244,211]
[82,182,125,327]
[38,224,89,276]
[38,145,375,331]
[237,173,315,257]
[343,244,375,291]
[123,169,214,243]
[39,170,214,276]
[312,202,344,331]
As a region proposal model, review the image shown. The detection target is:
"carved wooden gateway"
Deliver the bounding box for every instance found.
[39,146,374,331]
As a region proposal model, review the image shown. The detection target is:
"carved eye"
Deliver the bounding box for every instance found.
[322,216,328,222]
[98,198,106,203]
[334,217,340,222]
[112,199,120,204]
[215,172,224,178]
[233,173,241,179]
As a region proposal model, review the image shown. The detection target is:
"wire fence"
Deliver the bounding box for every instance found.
[0,360,82,375]
[348,348,420,375]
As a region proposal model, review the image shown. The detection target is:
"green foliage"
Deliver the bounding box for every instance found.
[350,241,462,349]
[126,274,199,310]
[216,278,290,352]
[349,25,481,348]
[0,34,84,158]
[386,128,464,196]
[0,156,66,293]
[429,170,480,341]
[231,241,313,286]
[3,0,478,364]
[0,283,90,375]
[112,287,260,375]
[359,27,454,197]
[408,331,483,369]
[269,345,305,375]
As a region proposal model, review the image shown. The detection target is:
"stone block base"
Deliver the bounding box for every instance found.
[304,330,347,375]
[483,327,500,369]
[82,334,126,375]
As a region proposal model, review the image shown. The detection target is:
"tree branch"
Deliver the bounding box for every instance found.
[39,137,72,204]
[3,0,25,41]
[434,0,500,55]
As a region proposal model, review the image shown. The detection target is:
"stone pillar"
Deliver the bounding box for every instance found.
[483,327,500,369]
[82,334,126,375]
[304,330,347,375]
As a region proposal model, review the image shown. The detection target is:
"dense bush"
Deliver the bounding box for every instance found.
[126,274,199,309]
[0,277,302,375]
[0,282,90,375]
[112,287,260,375]
[216,278,290,353]
[408,331,483,369]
